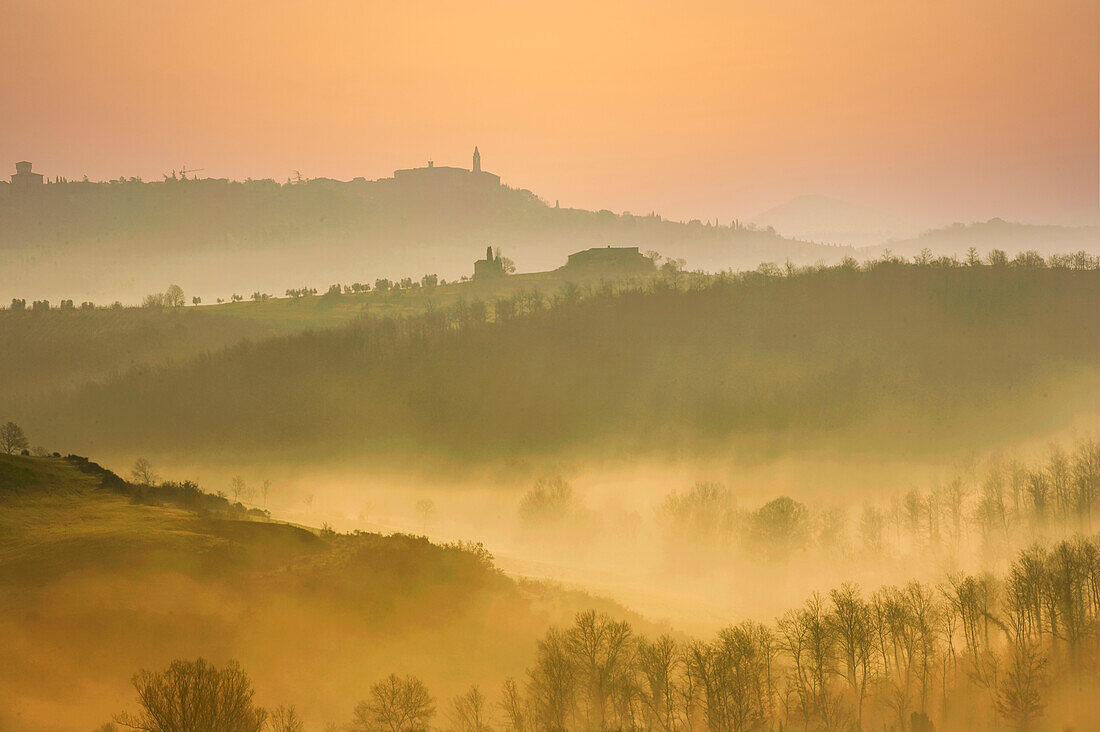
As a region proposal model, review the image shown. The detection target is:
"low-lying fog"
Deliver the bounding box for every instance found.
[150,415,1099,636]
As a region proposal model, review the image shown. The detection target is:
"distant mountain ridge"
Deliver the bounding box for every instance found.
[750,194,921,247]
[750,195,1100,257]
[859,218,1100,259]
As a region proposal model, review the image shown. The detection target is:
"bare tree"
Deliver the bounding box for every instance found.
[230,476,247,502]
[415,499,436,533]
[904,582,940,718]
[528,627,576,731]
[942,573,1001,725]
[996,642,1047,731]
[114,658,266,732]
[718,623,777,731]
[352,674,435,732]
[267,706,304,732]
[1005,546,1046,644]
[1071,438,1099,528]
[0,421,29,455]
[858,505,885,555]
[779,593,841,730]
[976,469,1009,541]
[1045,538,1093,665]
[131,458,159,486]
[498,678,528,732]
[829,584,877,729]
[1026,470,1050,526]
[448,685,492,732]
[567,610,634,729]
[636,635,681,732]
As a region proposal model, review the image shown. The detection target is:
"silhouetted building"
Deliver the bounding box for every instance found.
[392,147,500,186]
[474,246,505,279]
[10,161,43,190]
[563,246,655,273]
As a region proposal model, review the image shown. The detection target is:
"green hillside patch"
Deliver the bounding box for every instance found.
[0,455,319,584]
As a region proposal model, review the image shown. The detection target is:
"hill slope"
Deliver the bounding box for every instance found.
[0,306,274,401]
[16,261,1099,470]
[0,454,632,731]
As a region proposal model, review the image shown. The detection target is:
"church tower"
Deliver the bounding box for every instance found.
[472,146,481,174]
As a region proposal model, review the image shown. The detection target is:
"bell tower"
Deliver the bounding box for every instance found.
[472,146,481,174]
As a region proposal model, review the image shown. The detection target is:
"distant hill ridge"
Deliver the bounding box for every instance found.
[0,161,847,305]
[860,217,1100,258]
[751,195,1099,254]
[750,194,920,247]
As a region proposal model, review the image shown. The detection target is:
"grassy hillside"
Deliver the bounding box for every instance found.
[0,453,635,731]
[16,259,1099,469]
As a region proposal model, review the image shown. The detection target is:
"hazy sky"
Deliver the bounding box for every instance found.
[2,0,1096,225]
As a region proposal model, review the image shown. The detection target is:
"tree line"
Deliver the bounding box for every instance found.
[104,532,1100,731]
[6,247,1096,313]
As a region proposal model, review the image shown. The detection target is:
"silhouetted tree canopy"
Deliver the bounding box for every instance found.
[114,658,266,732]
[0,422,29,455]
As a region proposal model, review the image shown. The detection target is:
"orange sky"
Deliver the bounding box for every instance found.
[2,0,1096,224]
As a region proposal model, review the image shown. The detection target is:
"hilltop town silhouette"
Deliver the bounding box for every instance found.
[392,147,501,188]
[5,148,502,191]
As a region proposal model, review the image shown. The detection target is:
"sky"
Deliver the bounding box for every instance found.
[1,0,1097,226]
